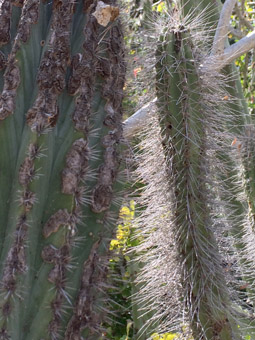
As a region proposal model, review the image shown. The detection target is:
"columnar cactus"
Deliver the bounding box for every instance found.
[0,0,125,339]
[156,27,241,340]
[132,3,255,339]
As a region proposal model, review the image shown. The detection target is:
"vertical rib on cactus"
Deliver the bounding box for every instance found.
[63,11,125,338]
[0,0,125,339]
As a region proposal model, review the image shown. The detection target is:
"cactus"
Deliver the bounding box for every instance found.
[156,27,240,340]
[131,2,255,339]
[0,0,126,339]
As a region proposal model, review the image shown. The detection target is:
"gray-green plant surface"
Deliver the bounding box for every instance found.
[0,0,126,339]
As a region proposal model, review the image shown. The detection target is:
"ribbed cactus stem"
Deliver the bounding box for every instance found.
[0,0,125,339]
[155,25,241,339]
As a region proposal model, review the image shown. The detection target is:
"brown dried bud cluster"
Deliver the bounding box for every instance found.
[72,93,92,132]
[91,144,120,213]
[62,139,90,195]
[91,24,125,213]
[42,244,69,263]
[68,53,84,96]
[4,243,27,280]
[1,141,40,319]
[17,0,39,42]
[0,0,40,122]
[28,142,41,159]
[2,63,19,90]
[42,244,70,284]
[49,299,63,340]
[69,5,101,133]
[0,51,6,70]
[26,0,73,133]
[19,189,37,212]
[11,0,24,7]
[71,76,97,132]
[19,157,35,186]
[83,0,95,12]
[0,137,41,323]
[18,142,40,189]
[42,209,75,337]
[65,240,106,338]
[0,214,28,316]
[26,91,59,132]
[42,242,72,337]
[43,209,71,238]
[0,61,20,120]
[0,0,11,46]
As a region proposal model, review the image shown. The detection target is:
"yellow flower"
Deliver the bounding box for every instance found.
[130,200,135,211]
[109,239,119,250]
[154,1,166,12]
[165,333,178,340]
[151,332,180,340]
[120,206,130,217]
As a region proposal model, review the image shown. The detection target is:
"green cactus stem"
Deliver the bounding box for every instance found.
[152,19,242,340]
[0,0,126,339]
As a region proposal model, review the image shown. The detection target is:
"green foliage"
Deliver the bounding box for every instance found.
[106,201,137,340]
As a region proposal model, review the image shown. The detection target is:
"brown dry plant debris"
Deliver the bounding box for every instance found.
[43,209,71,238]
[0,0,11,46]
